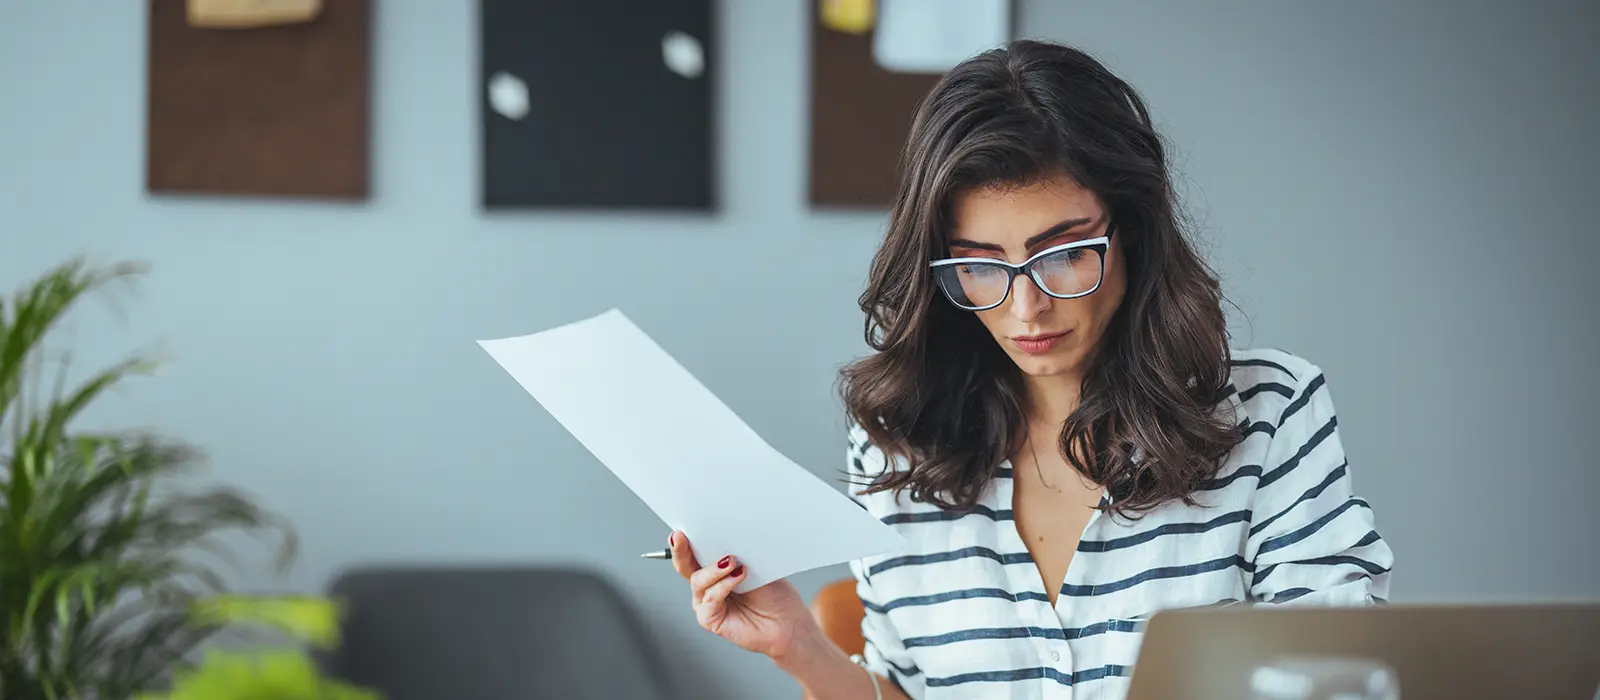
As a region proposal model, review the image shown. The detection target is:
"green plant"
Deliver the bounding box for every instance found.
[136,596,378,700]
[137,649,375,700]
[0,258,297,699]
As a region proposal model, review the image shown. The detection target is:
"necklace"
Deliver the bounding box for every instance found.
[1026,432,1061,492]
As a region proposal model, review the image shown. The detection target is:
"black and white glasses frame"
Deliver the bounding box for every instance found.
[927,236,1112,312]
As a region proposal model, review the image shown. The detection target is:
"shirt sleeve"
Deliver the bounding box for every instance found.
[1245,369,1395,606]
[845,427,927,697]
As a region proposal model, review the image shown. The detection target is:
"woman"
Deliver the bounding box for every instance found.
[670,39,1393,699]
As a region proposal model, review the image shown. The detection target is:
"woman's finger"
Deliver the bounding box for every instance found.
[689,554,738,601]
[694,585,726,630]
[669,531,699,580]
[698,562,748,609]
[694,563,747,631]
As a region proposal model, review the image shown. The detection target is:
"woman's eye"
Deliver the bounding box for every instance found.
[1043,249,1086,266]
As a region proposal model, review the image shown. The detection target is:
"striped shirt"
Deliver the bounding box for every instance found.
[844,349,1394,700]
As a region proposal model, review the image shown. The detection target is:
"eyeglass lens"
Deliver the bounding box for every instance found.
[934,247,1103,309]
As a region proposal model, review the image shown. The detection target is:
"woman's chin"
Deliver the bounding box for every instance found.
[1009,351,1083,379]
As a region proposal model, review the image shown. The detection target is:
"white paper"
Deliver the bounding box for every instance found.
[872,0,1011,74]
[478,309,906,591]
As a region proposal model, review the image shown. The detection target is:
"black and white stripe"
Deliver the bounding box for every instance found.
[845,348,1393,700]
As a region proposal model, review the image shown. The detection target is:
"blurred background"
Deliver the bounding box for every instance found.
[1,1,1596,698]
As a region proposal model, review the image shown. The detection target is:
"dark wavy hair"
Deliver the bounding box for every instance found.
[839,40,1240,518]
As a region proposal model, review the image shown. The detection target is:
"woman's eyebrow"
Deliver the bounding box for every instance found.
[946,238,1005,252]
[947,216,1098,253]
[1022,216,1097,250]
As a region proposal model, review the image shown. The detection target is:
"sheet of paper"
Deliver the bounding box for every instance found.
[872,0,1011,74]
[478,309,907,592]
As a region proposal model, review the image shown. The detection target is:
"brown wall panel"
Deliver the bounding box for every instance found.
[807,0,939,208]
[146,0,372,200]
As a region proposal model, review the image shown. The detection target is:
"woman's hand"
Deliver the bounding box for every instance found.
[671,532,908,699]
[669,530,817,660]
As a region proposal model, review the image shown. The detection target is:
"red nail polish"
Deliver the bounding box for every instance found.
[668,533,675,547]
[717,556,731,569]
[731,565,745,577]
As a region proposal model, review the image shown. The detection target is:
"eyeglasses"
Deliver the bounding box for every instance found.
[928,236,1111,311]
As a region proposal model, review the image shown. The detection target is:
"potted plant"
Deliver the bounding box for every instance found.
[0,258,370,699]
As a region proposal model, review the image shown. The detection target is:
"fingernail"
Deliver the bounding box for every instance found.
[717,556,731,569]
[731,565,745,577]
[668,533,675,547]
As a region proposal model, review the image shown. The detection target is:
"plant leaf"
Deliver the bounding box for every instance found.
[1,258,303,699]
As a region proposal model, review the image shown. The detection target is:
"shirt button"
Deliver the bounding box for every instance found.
[1050,650,1061,662]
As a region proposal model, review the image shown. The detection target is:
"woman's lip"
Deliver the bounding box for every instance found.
[1011,331,1068,354]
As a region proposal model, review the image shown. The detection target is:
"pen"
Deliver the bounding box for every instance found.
[640,548,672,560]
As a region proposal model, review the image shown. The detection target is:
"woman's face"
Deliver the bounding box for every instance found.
[944,175,1127,380]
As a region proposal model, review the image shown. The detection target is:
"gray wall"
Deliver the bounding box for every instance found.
[2,1,1595,698]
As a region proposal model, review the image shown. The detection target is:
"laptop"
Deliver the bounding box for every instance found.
[1125,602,1600,699]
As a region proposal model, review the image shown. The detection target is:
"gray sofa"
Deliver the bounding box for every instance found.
[317,567,679,700]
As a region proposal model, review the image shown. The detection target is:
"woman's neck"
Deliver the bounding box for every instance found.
[1023,372,1082,429]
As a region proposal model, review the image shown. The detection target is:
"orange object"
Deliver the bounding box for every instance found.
[809,578,867,657]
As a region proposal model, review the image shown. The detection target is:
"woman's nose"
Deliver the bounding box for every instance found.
[1008,275,1050,321]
